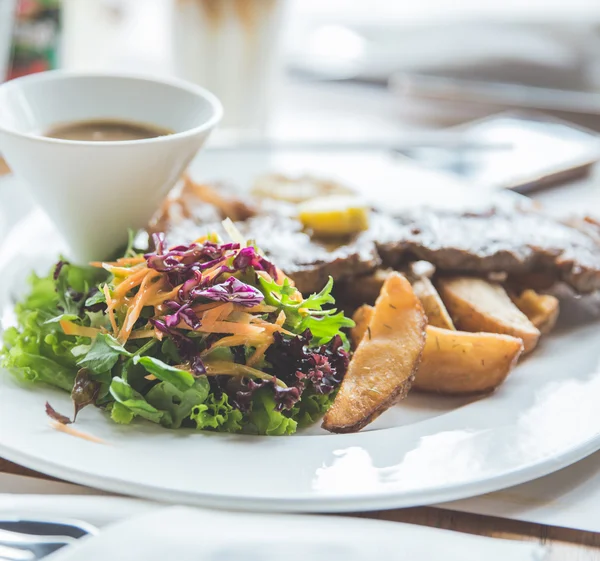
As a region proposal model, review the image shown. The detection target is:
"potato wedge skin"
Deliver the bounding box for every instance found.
[323,273,427,433]
[438,276,540,353]
[510,289,559,335]
[414,326,524,395]
[412,276,455,330]
[351,304,374,349]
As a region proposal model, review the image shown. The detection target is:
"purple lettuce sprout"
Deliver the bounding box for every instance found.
[265,330,349,397]
[53,260,67,281]
[192,277,264,307]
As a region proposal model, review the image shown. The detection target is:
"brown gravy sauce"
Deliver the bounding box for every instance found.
[45,119,173,142]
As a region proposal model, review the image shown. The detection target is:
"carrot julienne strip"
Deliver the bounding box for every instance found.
[112,268,154,300]
[246,341,271,367]
[118,274,161,344]
[103,284,118,335]
[204,360,286,387]
[60,320,102,338]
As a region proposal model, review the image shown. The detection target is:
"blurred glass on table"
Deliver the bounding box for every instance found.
[171,0,286,132]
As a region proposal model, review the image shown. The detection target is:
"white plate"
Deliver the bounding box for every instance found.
[1,150,600,513]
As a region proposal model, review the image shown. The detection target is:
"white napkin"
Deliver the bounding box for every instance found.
[45,505,546,561]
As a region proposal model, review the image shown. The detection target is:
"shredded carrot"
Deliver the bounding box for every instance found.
[50,421,107,445]
[147,284,181,307]
[112,268,153,301]
[201,262,227,279]
[60,320,101,338]
[118,275,162,344]
[275,267,294,286]
[205,333,270,352]
[229,311,254,324]
[180,321,265,336]
[103,284,118,335]
[129,329,156,340]
[247,341,271,367]
[191,302,222,314]
[256,270,273,283]
[144,374,157,381]
[275,310,286,326]
[237,304,277,314]
[204,360,286,387]
[102,264,146,277]
[201,303,233,326]
[115,256,146,266]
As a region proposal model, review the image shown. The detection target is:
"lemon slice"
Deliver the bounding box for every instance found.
[298,196,370,237]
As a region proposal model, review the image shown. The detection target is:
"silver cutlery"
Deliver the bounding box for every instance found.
[0,519,98,561]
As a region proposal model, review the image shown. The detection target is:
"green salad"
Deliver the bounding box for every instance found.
[1,228,354,436]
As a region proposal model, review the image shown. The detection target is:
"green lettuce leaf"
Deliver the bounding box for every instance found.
[291,388,336,428]
[109,401,135,424]
[77,333,131,374]
[258,276,354,346]
[109,377,171,426]
[146,377,210,429]
[191,392,244,433]
[245,389,297,436]
[133,356,194,392]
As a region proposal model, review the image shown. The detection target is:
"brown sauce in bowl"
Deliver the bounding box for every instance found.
[45,119,173,142]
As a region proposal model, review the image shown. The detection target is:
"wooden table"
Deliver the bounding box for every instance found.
[1,458,598,560]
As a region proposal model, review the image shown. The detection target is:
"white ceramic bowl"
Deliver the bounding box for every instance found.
[0,71,222,261]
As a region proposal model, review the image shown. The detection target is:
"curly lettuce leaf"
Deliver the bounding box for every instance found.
[291,388,336,428]
[245,389,298,436]
[191,392,243,433]
[258,276,354,346]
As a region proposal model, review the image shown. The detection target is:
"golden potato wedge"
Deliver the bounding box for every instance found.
[323,273,427,433]
[510,289,559,335]
[438,277,540,353]
[414,326,524,395]
[351,304,374,349]
[412,276,455,330]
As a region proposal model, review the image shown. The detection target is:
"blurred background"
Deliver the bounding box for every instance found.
[3,0,600,189]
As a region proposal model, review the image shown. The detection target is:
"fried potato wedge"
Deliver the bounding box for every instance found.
[510,289,560,335]
[351,304,374,349]
[412,276,455,330]
[323,273,427,433]
[352,310,523,394]
[438,277,540,353]
[414,326,524,395]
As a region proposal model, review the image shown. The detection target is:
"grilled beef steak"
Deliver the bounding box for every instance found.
[372,207,600,294]
[157,181,600,294]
